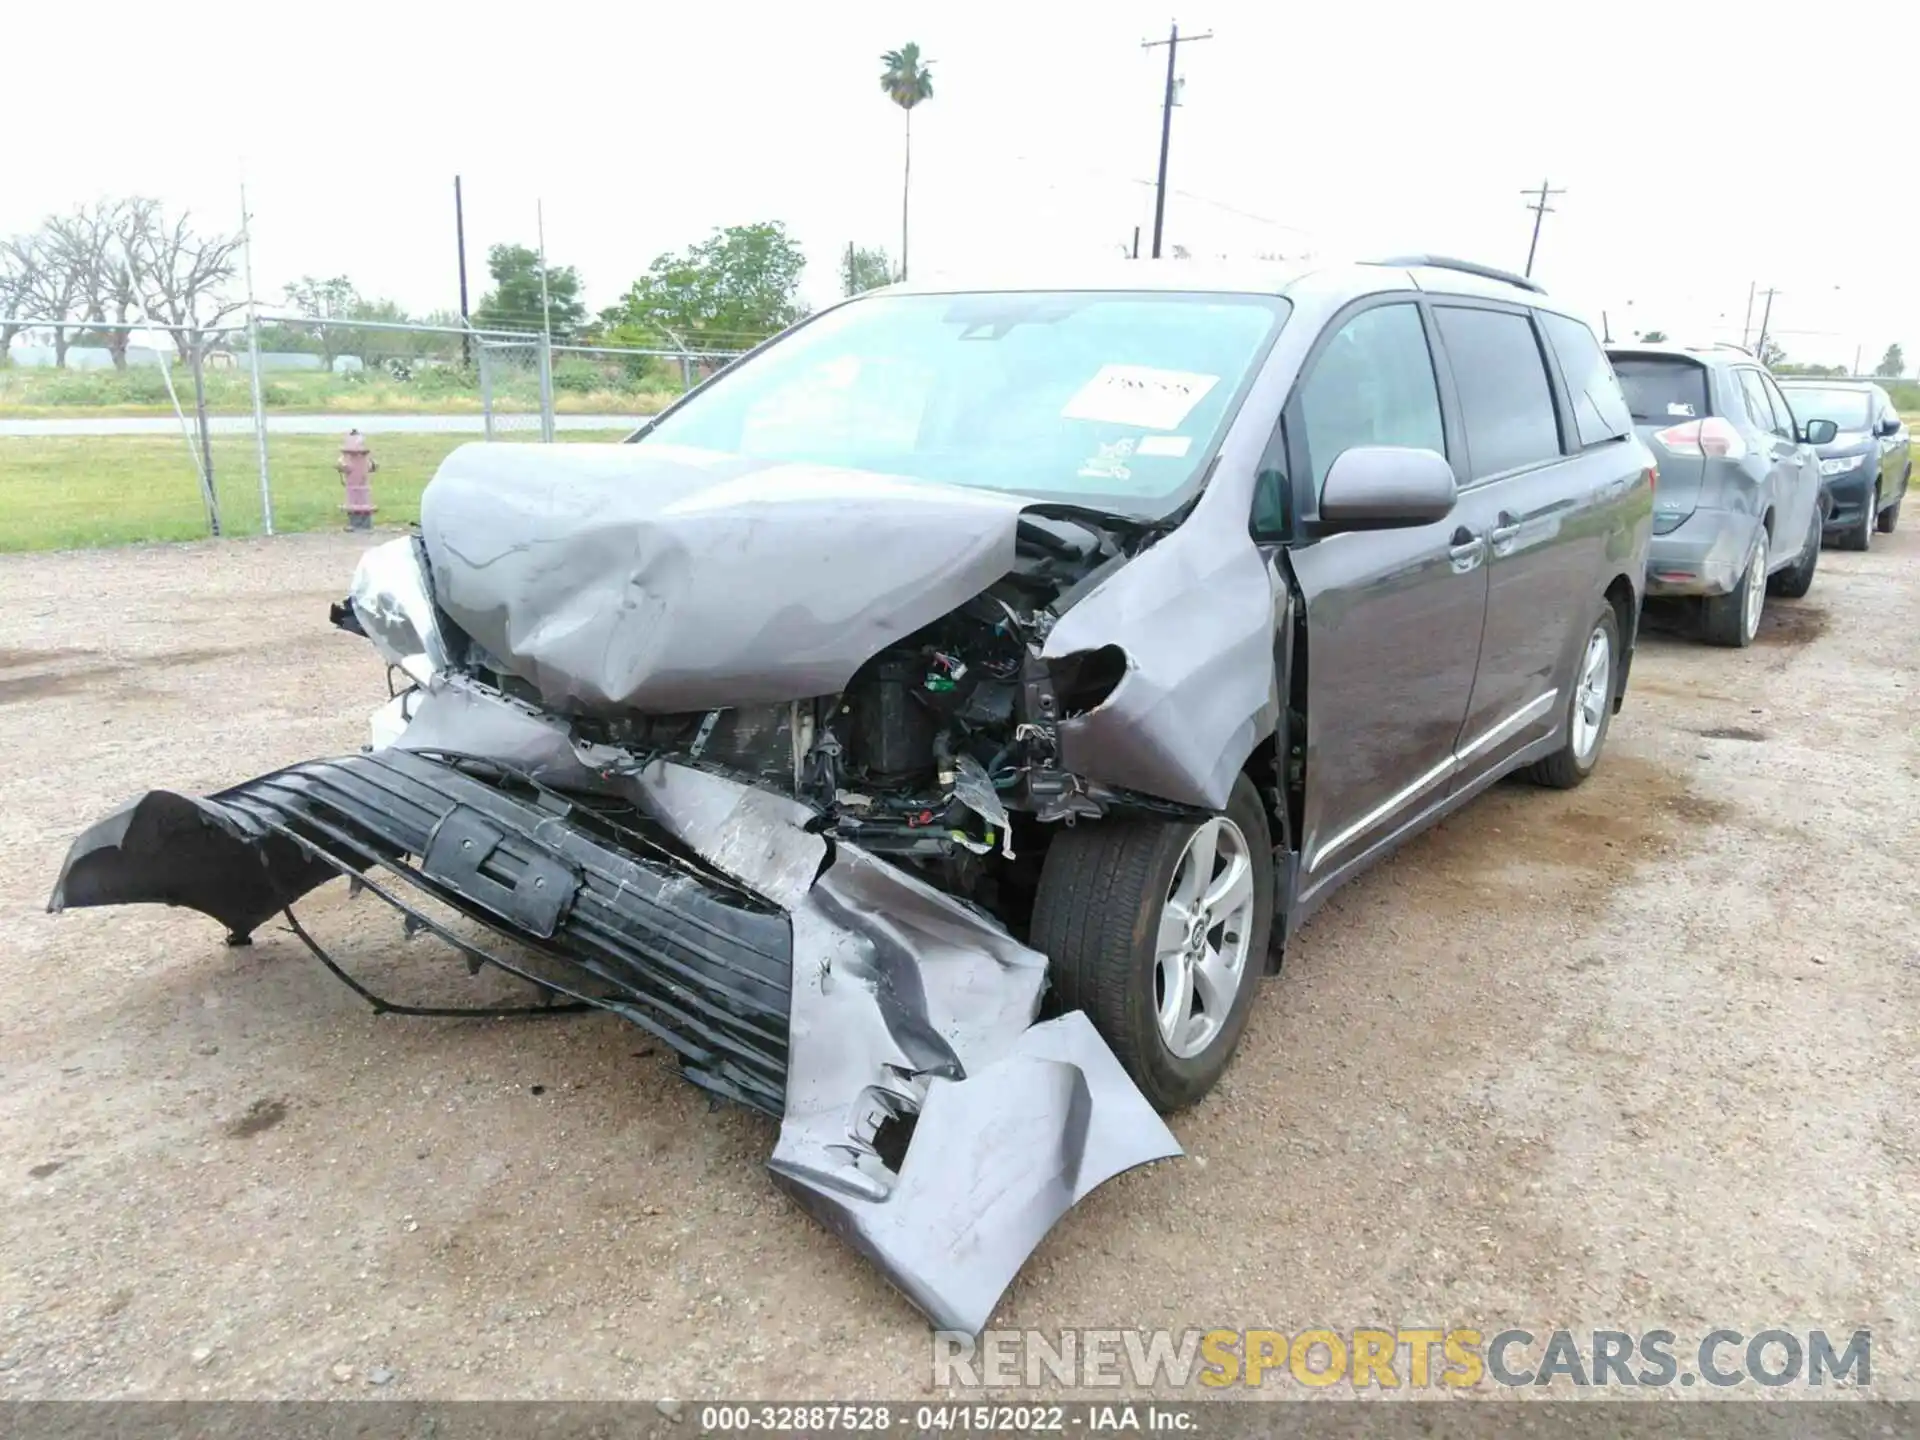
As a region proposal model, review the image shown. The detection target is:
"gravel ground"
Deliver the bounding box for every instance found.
[0,527,1913,1402]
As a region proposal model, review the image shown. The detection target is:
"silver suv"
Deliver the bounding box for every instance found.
[1606,344,1835,647]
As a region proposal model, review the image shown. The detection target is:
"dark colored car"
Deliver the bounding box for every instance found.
[1606,344,1836,646]
[50,256,1652,1333]
[1775,379,1910,550]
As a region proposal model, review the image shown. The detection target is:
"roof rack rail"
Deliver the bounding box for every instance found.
[1371,253,1547,295]
[1704,341,1757,358]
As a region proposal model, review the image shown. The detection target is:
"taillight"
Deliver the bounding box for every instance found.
[1653,417,1745,459]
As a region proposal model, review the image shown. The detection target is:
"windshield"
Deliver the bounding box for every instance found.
[1610,356,1709,423]
[633,291,1289,515]
[1779,387,1872,429]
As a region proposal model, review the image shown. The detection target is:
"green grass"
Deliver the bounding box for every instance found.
[0,431,630,552]
[0,362,682,419]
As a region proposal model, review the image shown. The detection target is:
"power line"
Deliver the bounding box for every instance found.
[1521,178,1565,278]
[1142,21,1213,259]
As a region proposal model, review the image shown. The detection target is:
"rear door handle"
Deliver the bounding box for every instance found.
[1489,521,1522,545]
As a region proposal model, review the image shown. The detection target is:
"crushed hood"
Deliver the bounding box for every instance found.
[421,442,1032,713]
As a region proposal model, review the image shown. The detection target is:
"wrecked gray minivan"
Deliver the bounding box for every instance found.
[50,259,1652,1333]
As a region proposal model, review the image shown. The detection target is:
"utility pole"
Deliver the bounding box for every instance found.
[535,199,555,443]
[1143,22,1212,260]
[1741,280,1756,348]
[454,176,471,364]
[238,180,273,535]
[1520,179,1564,278]
[1755,287,1780,361]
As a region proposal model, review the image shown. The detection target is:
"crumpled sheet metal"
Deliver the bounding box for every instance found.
[420,442,1031,714]
[418,437,1285,815]
[629,758,1182,1334]
[1040,504,1281,814]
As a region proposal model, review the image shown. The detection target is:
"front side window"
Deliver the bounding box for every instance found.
[1294,302,1446,494]
[635,290,1289,518]
[1434,306,1562,479]
[1540,312,1631,447]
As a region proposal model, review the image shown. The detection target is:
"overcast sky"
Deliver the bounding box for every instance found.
[7,0,1916,369]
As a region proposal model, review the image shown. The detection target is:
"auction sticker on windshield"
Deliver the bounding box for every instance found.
[1062,364,1219,430]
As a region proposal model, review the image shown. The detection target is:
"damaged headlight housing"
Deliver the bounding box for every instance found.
[348,536,449,688]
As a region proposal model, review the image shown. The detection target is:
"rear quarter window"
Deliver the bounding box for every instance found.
[1540,312,1631,446]
[1610,356,1709,425]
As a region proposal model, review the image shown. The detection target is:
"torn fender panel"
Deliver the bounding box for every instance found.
[629,759,1179,1332]
[771,1010,1182,1336]
[1042,524,1280,812]
[420,442,1032,714]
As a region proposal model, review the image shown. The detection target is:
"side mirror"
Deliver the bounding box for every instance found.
[1318,446,1457,531]
[1801,418,1839,446]
[1875,417,1902,438]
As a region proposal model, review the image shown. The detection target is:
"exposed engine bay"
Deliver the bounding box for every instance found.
[446,509,1149,923]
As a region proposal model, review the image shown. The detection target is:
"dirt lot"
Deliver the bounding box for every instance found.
[0,527,1914,1401]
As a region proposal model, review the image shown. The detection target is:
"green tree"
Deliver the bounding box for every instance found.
[843,244,894,296]
[1874,343,1904,378]
[282,275,361,371]
[1758,336,1786,368]
[472,243,585,338]
[604,222,807,354]
[1638,329,1667,343]
[879,43,934,281]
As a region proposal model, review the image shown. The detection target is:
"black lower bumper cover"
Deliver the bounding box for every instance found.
[51,750,793,1114]
[49,747,1180,1333]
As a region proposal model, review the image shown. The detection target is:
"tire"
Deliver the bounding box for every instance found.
[1031,772,1275,1113]
[1525,603,1620,790]
[1839,486,1876,551]
[1702,529,1767,648]
[1769,508,1821,599]
[1878,476,1904,534]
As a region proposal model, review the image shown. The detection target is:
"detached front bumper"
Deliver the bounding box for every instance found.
[1644,507,1757,597]
[48,722,1178,1334]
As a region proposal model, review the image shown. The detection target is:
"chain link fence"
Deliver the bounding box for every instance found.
[0,315,742,551]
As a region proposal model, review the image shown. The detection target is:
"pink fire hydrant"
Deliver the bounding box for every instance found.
[337,430,378,531]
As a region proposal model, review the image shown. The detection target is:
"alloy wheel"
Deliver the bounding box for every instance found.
[1572,626,1612,761]
[1742,537,1767,642]
[1154,816,1256,1060]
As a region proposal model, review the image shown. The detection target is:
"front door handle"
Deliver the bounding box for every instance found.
[1448,531,1485,570]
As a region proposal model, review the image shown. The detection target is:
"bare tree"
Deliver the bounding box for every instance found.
[0,234,47,360]
[44,201,143,369]
[6,227,89,367]
[125,206,243,361]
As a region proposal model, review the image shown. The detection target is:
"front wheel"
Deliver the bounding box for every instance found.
[1526,603,1619,790]
[1878,477,1904,534]
[1839,487,1877,551]
[1031,772,1275,1113]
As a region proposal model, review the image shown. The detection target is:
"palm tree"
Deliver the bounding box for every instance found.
[879,43,934,281]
